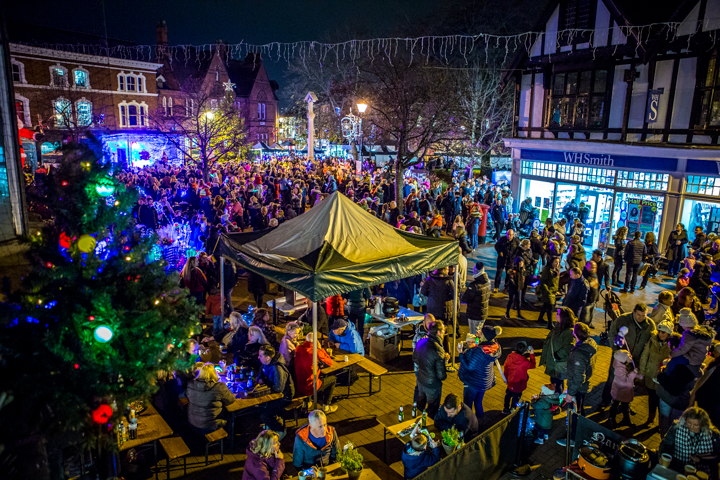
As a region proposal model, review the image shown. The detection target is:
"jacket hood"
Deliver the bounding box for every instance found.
[192,379,218,392]
[269,352,286,367]
[574,338,598,356]
[480,342,500,356]
[689,326,716,341]
[429,272,451,280]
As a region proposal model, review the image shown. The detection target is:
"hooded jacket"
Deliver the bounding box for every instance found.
[402,443,441,479]
[639,334,674,390]
[462,272,491,320]
[504,351,536,393]
[186,379,236,431]
[328,321,365,355]
[566,339,598,396]
[532,393,560,430]
[537,263,560,306]
[420,272,454,321]
[242,441,285,480]
[539,326,575,379]
[670,326,715,366]
[611,358,641,403]
[261,352,295,400]
[294,341,334,397]
[459,341,501,391]
[649,302,675,324]
[413,335,447,389]
[609,312,656,359]
[292,423,340,469]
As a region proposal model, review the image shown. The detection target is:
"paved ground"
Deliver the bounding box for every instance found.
[142,244,669,480]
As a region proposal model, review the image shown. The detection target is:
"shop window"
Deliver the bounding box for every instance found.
[521,161,556,178]
[681,198,720,241]
[546,69,607,128]
[615,170,669,191]
[685,175,720,196]
[558,165,615,186]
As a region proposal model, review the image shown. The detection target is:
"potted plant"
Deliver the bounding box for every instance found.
[441,427,461,455]
[338,441,363,479]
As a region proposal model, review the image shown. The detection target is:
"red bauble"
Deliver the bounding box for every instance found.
[92,404,112,424]
[59,232,71,249]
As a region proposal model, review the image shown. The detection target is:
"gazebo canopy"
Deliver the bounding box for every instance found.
[215,192,459,301]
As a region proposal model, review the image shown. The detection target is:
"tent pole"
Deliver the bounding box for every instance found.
[312,301,318,410]
[452,265,459,367]
[220,258,225,319]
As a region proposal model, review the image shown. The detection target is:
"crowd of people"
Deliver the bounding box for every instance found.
[124,155,720,479]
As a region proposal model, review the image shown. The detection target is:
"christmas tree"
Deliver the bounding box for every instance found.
[0,141,202,467]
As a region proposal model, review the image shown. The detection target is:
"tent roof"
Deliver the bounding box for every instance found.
[216,192,459,301]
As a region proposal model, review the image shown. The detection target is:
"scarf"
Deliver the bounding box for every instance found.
[674,421,714,464]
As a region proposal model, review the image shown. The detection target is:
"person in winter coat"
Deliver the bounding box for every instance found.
[344,287,371,340]
[566,236,586,271]
[558,323,598,445]
[600,304,656,408]
[328,319,365,355]
[466,209,482,250]
[248,271,267,308]
[252,308,278,348]
[180,256,208,306]
[666,223,689,277]
[611,227,628,287]
[279,321,301,369]
[580,261,601,326]
[402,431,441,479]
[458,325,503,420]
[540,307,577,393]
[649,291,676,325]
[420,268,455,322]
[689,260,715,302]
[462,262,491,335]
[639,321,675,424]
[503,341,536,414]
[434,393,479,439]
[672,287,706,325]
[608,349,642,428]
[621,231,647,293]
[186,363,236,435]
[257,345,295,435]
[242,430,285,480]
[294,334,338,414]
[293,410,341,469]
[494,229,520,292]
[517,239,536,303]
[639,232,660,290]
[657,363,702,436]
[691,343,720,428]
[537,257,561,329]
[227,312,250,358]
[413,321,448,419]
[531,383,561,446]
[505,257,525,319]
[384,279,413,309]
[659,406,720,477]
[669,320,715,375]
[562,267,589,318]
[325,295,346,320]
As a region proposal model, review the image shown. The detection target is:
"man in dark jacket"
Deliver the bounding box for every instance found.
[591,250,611,291]
[562,268,589,318]
[621,231,646,293]
[494,229,520,292]
[691,226,707,251]
[222,258,239,315]
[138,196,160,230]
[462,262,491,335]
[434,393,479,439]
[441,191,456,234]
[458,325,502,420]
[420,268,455,322]
[344,286,371,340]
[258,345,295,437]
[557,323,597,447]
[413,321,448,419]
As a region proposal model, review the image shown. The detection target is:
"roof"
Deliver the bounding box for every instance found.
[606,0,696,27]
[225,56,262,97]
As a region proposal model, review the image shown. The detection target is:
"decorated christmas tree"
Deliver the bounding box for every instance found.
[0,141,202,476]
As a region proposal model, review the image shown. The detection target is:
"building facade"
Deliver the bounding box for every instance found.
[505,0,720,252]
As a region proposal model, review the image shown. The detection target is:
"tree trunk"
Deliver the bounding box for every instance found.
[394,158,404,216]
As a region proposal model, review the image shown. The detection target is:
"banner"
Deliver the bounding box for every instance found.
[571,414,626,462]
[707,207,720,236]
[625,198,657,237]
[415,408,522,480]
[646,88,664,123]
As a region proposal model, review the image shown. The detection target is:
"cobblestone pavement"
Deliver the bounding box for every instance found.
[153,244,667,479]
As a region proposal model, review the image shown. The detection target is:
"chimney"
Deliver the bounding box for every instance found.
[156,20,168,46]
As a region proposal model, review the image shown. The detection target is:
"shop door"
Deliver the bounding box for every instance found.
[555,183,613,250]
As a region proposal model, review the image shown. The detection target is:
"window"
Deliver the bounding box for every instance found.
[685,175,720,196]
[185,98,194,117]
[126,76,136,92]
[560,0,593,44]
[616,170,669,191]
[167,97,172,116]
[76,100,92,126]
[11,59,25,83]
[119,75,125,91]
[546,70,607,128]
[73,67,90,88]
[521,161,557,178]
[210,99,218,110]
[120,105,127,126]
[53,98,71,126]
[258,103,266,120]
[15,101,25,122]
[162,96,167,115]
[557,165,615,185]
[137,76,143,93]
[12,63,20,82]
[50,64,68,87]
[696,57,720,128]
[15,94,30,126]
[118,101,148,127]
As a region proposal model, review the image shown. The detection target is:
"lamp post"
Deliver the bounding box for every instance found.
[202,111,214,175]
[342,101,368,174]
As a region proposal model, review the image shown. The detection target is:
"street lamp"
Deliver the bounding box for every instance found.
[356,102,368,114]
[341,102,369,173]
[204,111,214,121]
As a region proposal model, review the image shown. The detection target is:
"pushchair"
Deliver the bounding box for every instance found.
[599,289,625,344]
[517,207,537,238]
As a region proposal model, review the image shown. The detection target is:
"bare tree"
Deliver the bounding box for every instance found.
[152,79,248,181]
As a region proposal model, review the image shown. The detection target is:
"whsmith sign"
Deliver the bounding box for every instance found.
[520,149,678,172]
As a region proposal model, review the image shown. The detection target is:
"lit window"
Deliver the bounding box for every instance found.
[557,165,616,185]
[127,76,136,92]
[162,97,167,115]
[15,100,26,122]
[521,161,557,178]
[685,175,720,196]
[167,97,172,116]
[186,98,194,116]
[258,103,266,120]
[53,98,71,126]
[616,171,669,191]
[74,70,88,88]
[77,101,92,126]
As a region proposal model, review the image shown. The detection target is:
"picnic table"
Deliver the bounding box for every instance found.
[120,403,173,479]
[267,296,309,324]
[320,352,388,396]
[290,462,384,480]
[366,306,424,350]
[376,405,441,462]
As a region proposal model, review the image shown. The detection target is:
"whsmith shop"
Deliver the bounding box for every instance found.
[505,139,720,253]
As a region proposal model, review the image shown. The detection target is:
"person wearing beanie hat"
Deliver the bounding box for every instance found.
[639,321,676,424]
[608,348,642,428]
[328,318,365,355]
[462,261,491,335]
[531,383,561,444]
[458,325,502,420]
[502,341,536,414]
[668,312,715,374]
[677,309,699,330]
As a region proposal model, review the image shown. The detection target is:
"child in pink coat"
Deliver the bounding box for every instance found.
[608,349,642,428]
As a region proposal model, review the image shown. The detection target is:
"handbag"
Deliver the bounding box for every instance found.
[549,334,568,380]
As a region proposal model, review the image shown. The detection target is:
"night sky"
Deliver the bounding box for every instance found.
[5,0,444,106]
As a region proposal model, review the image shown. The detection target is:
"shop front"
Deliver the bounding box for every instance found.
[513,148,676,252]
[679,174,720,243]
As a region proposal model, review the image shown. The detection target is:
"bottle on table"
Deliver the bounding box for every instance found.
[412,402,417,418]
[421,410,427,428]
[458,432,464,448]
[398,407,404,422]
[128,422,138,440]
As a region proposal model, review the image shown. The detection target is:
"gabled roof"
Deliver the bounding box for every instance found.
[225,55,262,98]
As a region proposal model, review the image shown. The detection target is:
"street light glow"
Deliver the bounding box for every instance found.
[357,102,368,113]
[204,111,214,120]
